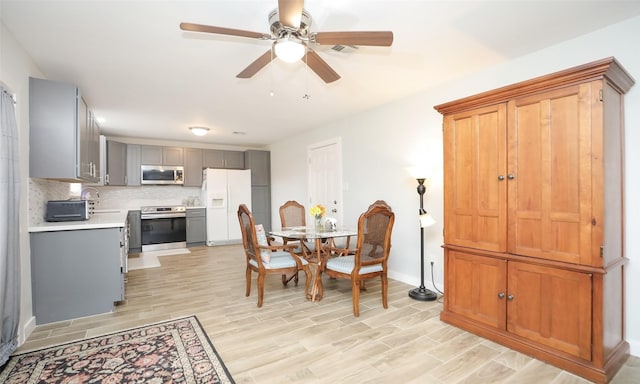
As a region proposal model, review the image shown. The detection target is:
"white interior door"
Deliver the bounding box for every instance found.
[308,138,343,226]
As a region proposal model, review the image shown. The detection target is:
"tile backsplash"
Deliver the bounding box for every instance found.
[95,185,202,210]
[29,179,203,226]
[29,179,73,225]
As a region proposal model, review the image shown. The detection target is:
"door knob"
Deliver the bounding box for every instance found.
[507,174,515,180]
[498,292,505,299]
[498,175,505,181]
[507,294,514,301]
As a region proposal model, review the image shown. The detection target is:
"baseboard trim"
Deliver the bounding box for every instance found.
[19,316,36,345]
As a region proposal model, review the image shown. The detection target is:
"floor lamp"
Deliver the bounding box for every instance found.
[408,178,438,301]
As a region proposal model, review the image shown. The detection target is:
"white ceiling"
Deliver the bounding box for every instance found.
[2,1,640,148]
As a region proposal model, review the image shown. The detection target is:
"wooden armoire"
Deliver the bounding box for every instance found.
[434,58,634,383]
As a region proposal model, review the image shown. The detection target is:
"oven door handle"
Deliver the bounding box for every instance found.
[141,213,186,219]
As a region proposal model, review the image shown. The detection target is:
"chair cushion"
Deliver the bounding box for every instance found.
[249,252,309,269]
[325,255,383,274]
[255,224,271,263]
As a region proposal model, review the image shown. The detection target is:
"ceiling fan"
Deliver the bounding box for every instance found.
[180,0,393,83]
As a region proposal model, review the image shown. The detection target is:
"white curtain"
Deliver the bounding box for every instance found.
[0,85,20,366]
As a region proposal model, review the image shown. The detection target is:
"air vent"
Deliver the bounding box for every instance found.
[331,45,359,53]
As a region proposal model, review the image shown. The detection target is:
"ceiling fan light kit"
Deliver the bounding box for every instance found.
[274,36,306,63]
[179,0,393,83]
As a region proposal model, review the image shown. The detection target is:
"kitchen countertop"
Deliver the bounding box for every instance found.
[29,210,129,233]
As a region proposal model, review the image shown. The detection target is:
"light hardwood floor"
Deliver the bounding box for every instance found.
[17,245,640,383]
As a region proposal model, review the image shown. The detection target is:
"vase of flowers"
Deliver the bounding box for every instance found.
[309,204,326,232]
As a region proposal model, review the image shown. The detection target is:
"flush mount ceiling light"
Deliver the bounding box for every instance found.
[189,126,210,136]
[274,35,306,63]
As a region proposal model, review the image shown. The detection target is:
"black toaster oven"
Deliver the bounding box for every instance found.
[45,200,89,222]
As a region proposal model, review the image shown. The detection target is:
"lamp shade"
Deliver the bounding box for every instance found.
[419,212,436,228]
[274,37,306,63]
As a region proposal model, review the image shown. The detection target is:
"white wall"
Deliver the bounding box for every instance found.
[269,15,640,355]
[0,23,44,341]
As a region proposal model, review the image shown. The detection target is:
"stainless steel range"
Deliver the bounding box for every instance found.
[140,205,187,252]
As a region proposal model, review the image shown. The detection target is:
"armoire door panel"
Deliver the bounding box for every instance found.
[444,104,507,252]
[507,261,592,360]
[508,84,593,264]
[446,250,507,329]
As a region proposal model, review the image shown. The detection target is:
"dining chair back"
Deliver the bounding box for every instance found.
[237,204,311,307]
[317,200,395,316]
[278,200,317,261]
[279,200,307,227]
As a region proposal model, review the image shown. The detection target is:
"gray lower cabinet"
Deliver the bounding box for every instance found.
[30,227,126,324]
[186,208,206,246]
[128,210,142,253]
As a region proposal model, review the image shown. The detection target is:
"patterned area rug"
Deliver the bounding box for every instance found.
[0,316,234,384]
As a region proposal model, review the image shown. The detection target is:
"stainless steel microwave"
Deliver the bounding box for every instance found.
[141,165,184,185]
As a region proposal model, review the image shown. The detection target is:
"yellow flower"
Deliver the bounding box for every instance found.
[309,204,326,218]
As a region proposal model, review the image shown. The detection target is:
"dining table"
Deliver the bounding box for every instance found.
[270,226,357,301]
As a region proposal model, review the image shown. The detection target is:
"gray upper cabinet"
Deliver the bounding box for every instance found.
[126,144,141,186]
[203,150,244,169]
[105,140,127,186]
[140,146,162,165]
[29,77,100,182]
[88,111,101,181]
[141,145,183,166]
[184,148,203,187]
[163,147,184,165]
[244,150,271,231]
[244,150,270,186]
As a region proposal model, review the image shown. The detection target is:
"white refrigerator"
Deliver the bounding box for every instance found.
[201,168,252,246]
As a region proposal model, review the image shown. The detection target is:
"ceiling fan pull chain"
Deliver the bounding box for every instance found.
[303,48,311,100]
[269,43,275,97]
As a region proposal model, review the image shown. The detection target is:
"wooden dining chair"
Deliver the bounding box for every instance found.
[278,200,317,261]
[316,200,395,316]
[237,204,311,307]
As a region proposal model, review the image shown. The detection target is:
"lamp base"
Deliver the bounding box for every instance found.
[408,287,437,301]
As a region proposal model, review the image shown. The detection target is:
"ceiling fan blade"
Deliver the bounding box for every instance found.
[303,50,340,83]
[237,50,274,79]
[180,22,270,40]
[278,0,305,29]
[313,31,394,46]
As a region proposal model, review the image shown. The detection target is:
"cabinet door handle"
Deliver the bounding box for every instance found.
[498,292,505,299]
[507,174,515,180]
[507,294,514,301]
[498,175,505,181]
